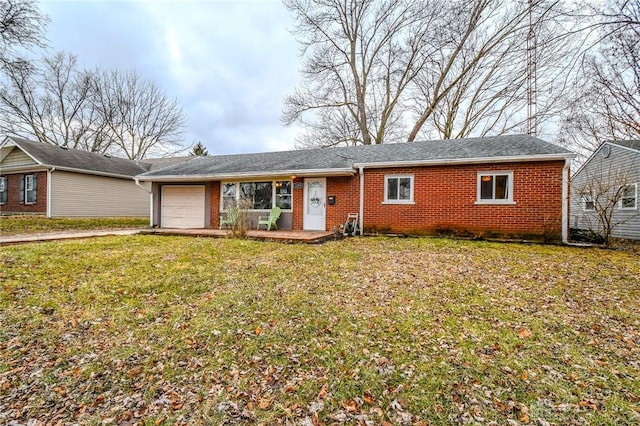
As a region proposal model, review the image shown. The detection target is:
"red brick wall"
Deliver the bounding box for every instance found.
[0,172,47,215]
[362,161,565,239]
[326,176,360,231]
[209,181,221,228]
[292,178,304,230]
[206,161,565,240]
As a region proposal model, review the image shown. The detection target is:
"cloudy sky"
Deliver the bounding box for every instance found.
[39,0,303,155]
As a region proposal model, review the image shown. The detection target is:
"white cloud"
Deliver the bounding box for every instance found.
[40,0,303,155]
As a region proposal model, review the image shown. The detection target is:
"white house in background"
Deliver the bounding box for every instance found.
[570,140,640,241]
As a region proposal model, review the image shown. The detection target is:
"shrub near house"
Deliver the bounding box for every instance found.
[571,140,640,243]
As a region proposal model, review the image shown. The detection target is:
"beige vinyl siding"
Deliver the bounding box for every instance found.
[2,148,35,167]
[50,171,149,217]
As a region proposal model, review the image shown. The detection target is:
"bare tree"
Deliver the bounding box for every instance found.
[282,0,440,147]
[283,0,576,147]
[92,70,186,160]
[0,52,111,152]
[407,0,576,141]
[0,0,48,70]
[558,0,640,158]
[574,168,637,246]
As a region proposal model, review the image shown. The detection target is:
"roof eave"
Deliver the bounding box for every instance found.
[52,165,138,180]
[0,163,138,180]
[137,168,356,182]
[353,153,576,169]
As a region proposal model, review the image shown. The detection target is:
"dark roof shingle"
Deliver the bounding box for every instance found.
[5,136,147,177]
[139,134,574,179]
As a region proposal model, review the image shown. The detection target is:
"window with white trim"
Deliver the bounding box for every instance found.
[275,181,292,209]
[0,176,7,204]
[384,175,413,203]
[582,192,595,211]
[477,171,514,204]
[221,180,292,211]
[24,174,37,204]
[619,183,637,210]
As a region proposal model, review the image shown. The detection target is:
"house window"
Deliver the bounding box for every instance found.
[221,180,292,211]
[619,183,637,210]
[24,174,37,204]
[582,192,595,211]
[275,181,292,209]
[240,182,272,210]
[477,172,514,204]
[0,176,7,204]
[384,175,413,203]
[222,183,237,210]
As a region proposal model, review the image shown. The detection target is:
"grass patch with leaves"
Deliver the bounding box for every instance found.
[1,236,638,425]
[0,216,149,236]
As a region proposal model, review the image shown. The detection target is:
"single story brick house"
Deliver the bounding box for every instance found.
[0,136,184,218]
[136,135,576,242]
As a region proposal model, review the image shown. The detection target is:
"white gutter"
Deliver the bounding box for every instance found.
[353,153,575,169]
[562,158,571,244]
[134,178,154,227]
[46,167,55,218]
[0,163,137,180]
[358,166,364,235]
[136,168,356,182]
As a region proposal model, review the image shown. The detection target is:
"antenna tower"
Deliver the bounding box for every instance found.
[527,0,538,136]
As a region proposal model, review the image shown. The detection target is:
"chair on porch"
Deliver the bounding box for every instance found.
[257,207,281,231]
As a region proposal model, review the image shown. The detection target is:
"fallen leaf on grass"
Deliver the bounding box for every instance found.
[364,391,374,405]
[518,328,532,339]
[318,385,327,399]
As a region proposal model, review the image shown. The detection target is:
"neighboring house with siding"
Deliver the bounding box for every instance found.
[0,136,186,218]
[137,135,576,242]
[570,140,640,241]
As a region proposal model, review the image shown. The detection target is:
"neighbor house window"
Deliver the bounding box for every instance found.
[221,180,292,211]
[24,174,37,204]
[477,172,514,204]
[619,183,637,210]
[582,192,595,211]
[0,176,7,204]
[384,175,413,203]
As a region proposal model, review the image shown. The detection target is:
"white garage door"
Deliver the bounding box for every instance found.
[161,185,206,228]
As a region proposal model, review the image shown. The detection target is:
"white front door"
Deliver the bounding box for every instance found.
[303,178,326,230]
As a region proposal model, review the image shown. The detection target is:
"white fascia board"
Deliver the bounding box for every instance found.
[570,144,605,179]
[353,153,576,169]
[136,168,356,182]
[0,163,136,180]
[50,166,136,180]
[572,141,640,179]
[608,141,640,154]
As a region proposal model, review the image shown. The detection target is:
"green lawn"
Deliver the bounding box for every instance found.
[0,216,149,236]
[1,236,638,425]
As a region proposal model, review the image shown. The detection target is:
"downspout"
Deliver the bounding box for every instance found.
[561,158,571,244]
[358,166,364,235]
[47,167,55,218]
[135,178,153,228]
